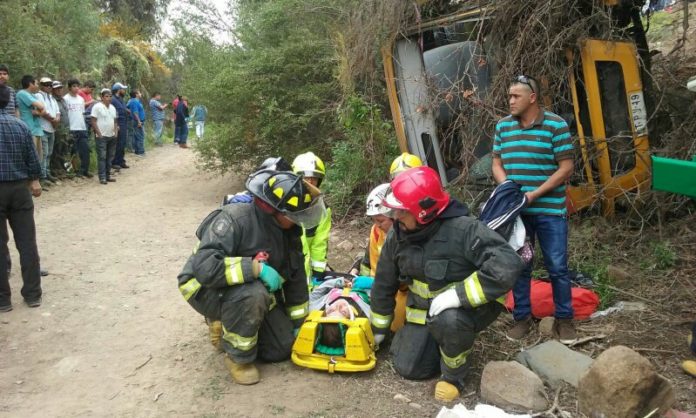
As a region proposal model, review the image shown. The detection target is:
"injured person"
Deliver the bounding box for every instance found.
[292,274,378,372]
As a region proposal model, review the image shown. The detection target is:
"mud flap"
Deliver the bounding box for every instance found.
[390,322,441,380]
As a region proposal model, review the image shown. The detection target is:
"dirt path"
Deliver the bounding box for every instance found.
[0,145,437,418]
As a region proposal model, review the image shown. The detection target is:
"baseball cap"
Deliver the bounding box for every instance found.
[100,88,112,96]
[111,82,128,91]
[51,81,63,89]
[39,77,53,84]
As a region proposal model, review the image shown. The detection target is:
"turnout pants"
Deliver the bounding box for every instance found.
[390,302,501,384]
[187,280,294,364]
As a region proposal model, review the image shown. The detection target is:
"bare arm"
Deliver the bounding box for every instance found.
[91,117,101,137]
[491,156,507,184]
[525,159,574,203]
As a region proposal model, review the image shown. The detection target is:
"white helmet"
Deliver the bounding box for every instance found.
[365,183,391,216]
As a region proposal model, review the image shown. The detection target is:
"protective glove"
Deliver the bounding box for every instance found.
[352,276,374,290]
[258,263,284,292]
[428,288,461,317]
[293,328,300,337]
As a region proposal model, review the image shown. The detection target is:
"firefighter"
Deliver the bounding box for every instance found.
[292,152,332,283]
[178,168,326,385]
[389,152,423,179]
[370,166,524,401]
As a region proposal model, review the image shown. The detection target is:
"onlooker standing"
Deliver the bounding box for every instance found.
[174,95,189,149]
[78,81,96,143]
[110,82,130,169]
[191,103,208,140]
[90,89,118,185]
[0,85,43,312]
[172,95,180,144]
[126,90,146,156]
[0,64,18,117]
[148,92,167,146]
[63,79,92,178]
[16,75,45,165]
[36,77,60,185]
[50,81,70,176]
[491,75,576,343]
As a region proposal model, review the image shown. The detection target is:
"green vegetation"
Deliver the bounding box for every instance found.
[643,10,680,43]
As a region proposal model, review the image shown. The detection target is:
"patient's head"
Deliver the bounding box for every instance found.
[325,298,352,319]
[320,299,353,349]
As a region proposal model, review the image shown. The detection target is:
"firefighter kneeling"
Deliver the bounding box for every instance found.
[177,169,325,385]
[370,166,525,401]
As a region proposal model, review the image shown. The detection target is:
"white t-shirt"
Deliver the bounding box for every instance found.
[90,102,118,138]
[63,93,87,131]
[36,91,60,133]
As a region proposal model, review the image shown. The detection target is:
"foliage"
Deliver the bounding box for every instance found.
[324,96,398,213]
[167,0,343,171]
[96,0,171,40]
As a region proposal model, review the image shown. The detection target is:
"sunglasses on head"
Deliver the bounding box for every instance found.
[515,75,537,95]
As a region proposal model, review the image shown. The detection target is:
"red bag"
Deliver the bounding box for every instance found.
[504,279,600,319]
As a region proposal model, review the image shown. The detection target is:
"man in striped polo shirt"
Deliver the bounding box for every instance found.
[491,75,576,343]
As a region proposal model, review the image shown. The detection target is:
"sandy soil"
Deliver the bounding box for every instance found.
[1,144,694,418]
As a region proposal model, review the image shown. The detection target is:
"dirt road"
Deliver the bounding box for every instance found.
[0,146,438,418]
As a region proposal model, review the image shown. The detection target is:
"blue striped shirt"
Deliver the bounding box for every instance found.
[492,111,574,216]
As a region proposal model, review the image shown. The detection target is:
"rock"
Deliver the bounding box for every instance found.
[606,265,630,285]
[393,393,411,403]
[409,402,422,409]
[516,340,593,388]
[480,361,547,412]
[336,240,354,252]
[538,317,554,336]
[578,345,675,418]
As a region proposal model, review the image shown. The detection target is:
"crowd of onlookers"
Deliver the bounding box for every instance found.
[0,64,208,186]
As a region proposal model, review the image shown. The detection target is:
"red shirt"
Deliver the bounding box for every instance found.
[78,89,94,107]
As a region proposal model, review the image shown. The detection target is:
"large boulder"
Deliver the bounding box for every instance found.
[577,345,675,418]
[516,340,593,387]
[480,361,548,412]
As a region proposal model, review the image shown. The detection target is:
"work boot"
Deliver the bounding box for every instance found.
[434,381,459,402]
[207,320,223,352]
[224,356,260,385]
[506,316,533,341]
[553,318,577,344]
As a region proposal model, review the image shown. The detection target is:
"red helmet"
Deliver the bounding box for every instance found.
[383,166,450,224]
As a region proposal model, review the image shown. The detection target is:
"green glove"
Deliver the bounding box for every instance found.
[258,263,284,292]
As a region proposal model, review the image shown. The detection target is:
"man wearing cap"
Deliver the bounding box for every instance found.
[370,166,524,402]
[63,79,92,178]
[178,169,326,385]
[110,82,130,170]
[0,85,43,312]
[90,89,118,185]
[36,77,60,186]
[16,76,45,165]
[0,64,19,117]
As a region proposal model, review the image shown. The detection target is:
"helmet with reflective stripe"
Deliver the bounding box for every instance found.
[365,183,391,216]
[383,166,449,224]
[246,169,327,229]
[389,152,423,179]
[292,152,326,184]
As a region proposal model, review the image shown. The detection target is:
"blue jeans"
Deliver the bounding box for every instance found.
[152,119,164,145]
[112,122,127,166]
[176,124,189,144]
[95,136,117,180]
[512,214,574,320]
[70,130,90,175]
[132,121,145,155]
[41,131,55,178]
[195,121,205,139]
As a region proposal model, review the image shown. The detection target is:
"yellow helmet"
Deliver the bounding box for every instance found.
[389,152,423,179]
[292,152,326,185]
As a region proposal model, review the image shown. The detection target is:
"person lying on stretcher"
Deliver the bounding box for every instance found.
[308,275,373,353]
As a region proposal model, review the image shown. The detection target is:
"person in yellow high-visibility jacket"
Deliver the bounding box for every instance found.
[292,152,332,283]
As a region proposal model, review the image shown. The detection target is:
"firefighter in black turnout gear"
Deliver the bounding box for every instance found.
[178,169,326,385]
[371,166,524,401]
